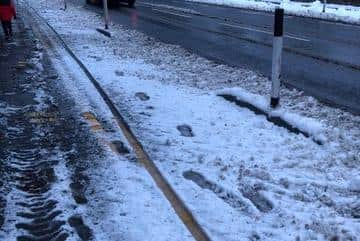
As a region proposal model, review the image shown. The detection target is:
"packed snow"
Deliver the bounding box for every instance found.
[187,0,360,24]
[24,0,360,240]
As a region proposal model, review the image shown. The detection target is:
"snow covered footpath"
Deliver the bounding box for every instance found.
[187,0,360,24]
[18,3,194,241]
[25,0,359,240]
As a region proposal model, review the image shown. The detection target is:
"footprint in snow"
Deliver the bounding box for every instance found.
[68,215,93,241]
[110,140,130,154]
[115,70,124,77]
[135,92,150,101]
[177,124,194,137]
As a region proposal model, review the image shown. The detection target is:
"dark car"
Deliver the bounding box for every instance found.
[86,0,135,7]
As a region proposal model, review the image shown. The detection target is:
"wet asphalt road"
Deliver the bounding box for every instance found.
[72,0,360,114]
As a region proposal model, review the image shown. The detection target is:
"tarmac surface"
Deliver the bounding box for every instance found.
[72,0,360,114]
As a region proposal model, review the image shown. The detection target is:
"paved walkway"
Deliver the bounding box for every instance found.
[0,10,194,241]
[0,16,96,241]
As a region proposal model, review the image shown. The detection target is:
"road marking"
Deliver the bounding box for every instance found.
[140,1,200,14]
[221,22,270,34]
[82,111,104,132]
[285,34,311,42]
[152,8,192,19]
[220,22,310,42]
[27,111,57,124]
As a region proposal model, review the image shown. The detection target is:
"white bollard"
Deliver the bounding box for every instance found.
[271,7,284,108]
[103,0,110,29]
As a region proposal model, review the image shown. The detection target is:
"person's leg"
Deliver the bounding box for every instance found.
[8,21,12,36]
[3,21,11,38]
[3,21,11,39]
[1,21,8,37]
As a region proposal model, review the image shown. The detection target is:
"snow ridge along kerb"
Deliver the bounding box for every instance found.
[23,2,212,241]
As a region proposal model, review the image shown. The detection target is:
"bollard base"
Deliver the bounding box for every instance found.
[219,94,323,145]
[270,97,279,108]
[96,28,111,38]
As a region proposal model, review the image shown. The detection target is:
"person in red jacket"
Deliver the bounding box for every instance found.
[0,0,16,40]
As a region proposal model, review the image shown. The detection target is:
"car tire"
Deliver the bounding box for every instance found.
[128,0,135,7]
[86,0,102,5]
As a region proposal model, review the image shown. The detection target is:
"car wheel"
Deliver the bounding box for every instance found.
[86,0,102,5]
[128,0,135,7]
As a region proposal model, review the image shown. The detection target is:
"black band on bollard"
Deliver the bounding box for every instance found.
[274,8,284,37]
[271,97,279,108]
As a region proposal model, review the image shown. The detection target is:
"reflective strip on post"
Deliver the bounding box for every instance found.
[271,7,284,108]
